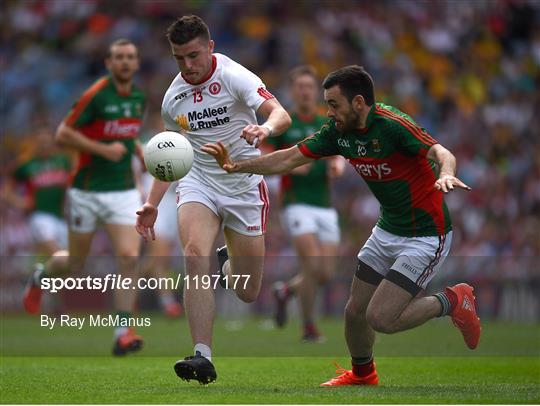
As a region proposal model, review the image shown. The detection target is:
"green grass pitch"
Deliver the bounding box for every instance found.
[1,315,539,403]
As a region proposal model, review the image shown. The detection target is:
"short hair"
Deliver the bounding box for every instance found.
[288,65,318,86]
[166,15,210,45]
[322,65,375,105]
[107,38,137,58]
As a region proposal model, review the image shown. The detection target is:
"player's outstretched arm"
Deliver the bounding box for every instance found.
[427,144,471,193]
[56,122,127,162]
[135,178,169,242]
[201,142,312,175]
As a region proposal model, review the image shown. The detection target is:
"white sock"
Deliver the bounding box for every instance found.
[33,263,45,286]
[222,260,231,278]
[159,293,175,308]
[194,343,212,361]
[114,326,129,339]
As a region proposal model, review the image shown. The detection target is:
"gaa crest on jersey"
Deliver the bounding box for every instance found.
[372,139,381,153]
[209,82,221,95]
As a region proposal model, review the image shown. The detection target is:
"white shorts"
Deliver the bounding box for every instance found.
[357,226,452,290]
[176,178,269,236]
[29,212,67,248]
[67,188,142,233]
[282,204,340,243]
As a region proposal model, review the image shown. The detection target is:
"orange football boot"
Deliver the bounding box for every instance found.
[113,328,144,356]
[320,363,379,387]
[164,301,183,318]
[447,283,481,349]
[23,266,44,314]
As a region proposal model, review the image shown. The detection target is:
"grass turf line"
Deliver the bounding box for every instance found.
[1,356,538,403]
[1,316,539,403]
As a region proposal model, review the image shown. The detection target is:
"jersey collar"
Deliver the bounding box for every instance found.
[182,55,217,85]
[108,75,134,97]
[355,104,376,134]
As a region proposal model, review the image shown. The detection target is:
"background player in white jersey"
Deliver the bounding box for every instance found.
[135,15,291,384]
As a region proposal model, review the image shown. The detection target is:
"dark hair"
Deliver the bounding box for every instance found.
[288,65,317,85]
[106,38,137,58]
[166,15,210,45]
[322,65,374,105]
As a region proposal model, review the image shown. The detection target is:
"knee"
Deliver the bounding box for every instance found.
[237,290,258,303]
[366,307,397,334]
[236,280,261,303]
[49,250,70,274]
[116,251,139,263]
[183,242,205,258]
[236,288,259,303]
[316,269,333,285]
[345,298,367,321]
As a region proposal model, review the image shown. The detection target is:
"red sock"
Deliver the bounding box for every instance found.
[444,287,458,312]
[352,359,374,377]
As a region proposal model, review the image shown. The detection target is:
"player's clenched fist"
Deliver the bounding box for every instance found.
[240,124,271,148]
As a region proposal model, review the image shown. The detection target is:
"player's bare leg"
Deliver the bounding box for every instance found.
[105,223,141,316]
[105,223,143,355]
[321,273,379,387]
[222,227,264,303]
[174,202,220,384]
[274,233,337,340]
[178,202,220,348]
[344,277,377,360]
[23,230,94,314]
[366,279,481,348]
[141,238,182,317]
[35,239,63,257]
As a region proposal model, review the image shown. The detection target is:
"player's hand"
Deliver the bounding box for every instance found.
[135,203,158,241]
[201,142,239,173]
[434,174,471,193]
[101,142,127,162]
[240,124,270,148]
[327,156,346,178]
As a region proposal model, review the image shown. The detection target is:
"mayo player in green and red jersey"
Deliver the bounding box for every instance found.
[23,39,146,356]
[202,65,481,386]
[266,66,345,342]
[2,129,70,255]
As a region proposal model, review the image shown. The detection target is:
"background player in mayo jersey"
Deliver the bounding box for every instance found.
[135,15,291,384]
[266,66,345,342]
[3,129,71,256]
[202,65,481,387]
[23,39,146,356]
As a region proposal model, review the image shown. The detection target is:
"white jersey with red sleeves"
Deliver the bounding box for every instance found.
[161,53,274,195]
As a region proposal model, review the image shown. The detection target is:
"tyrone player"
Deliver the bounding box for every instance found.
[202,65,481,386]
[266,66,345,342]
[23,39,146,356]
[135,15,291,384]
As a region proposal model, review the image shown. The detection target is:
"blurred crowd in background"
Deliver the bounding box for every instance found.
[1,0,539,319]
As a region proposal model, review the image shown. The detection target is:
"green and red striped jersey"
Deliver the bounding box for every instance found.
[298,103,451,237]
[64,76,145,191]
[13,154,71,218]
[266,113,331,207]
